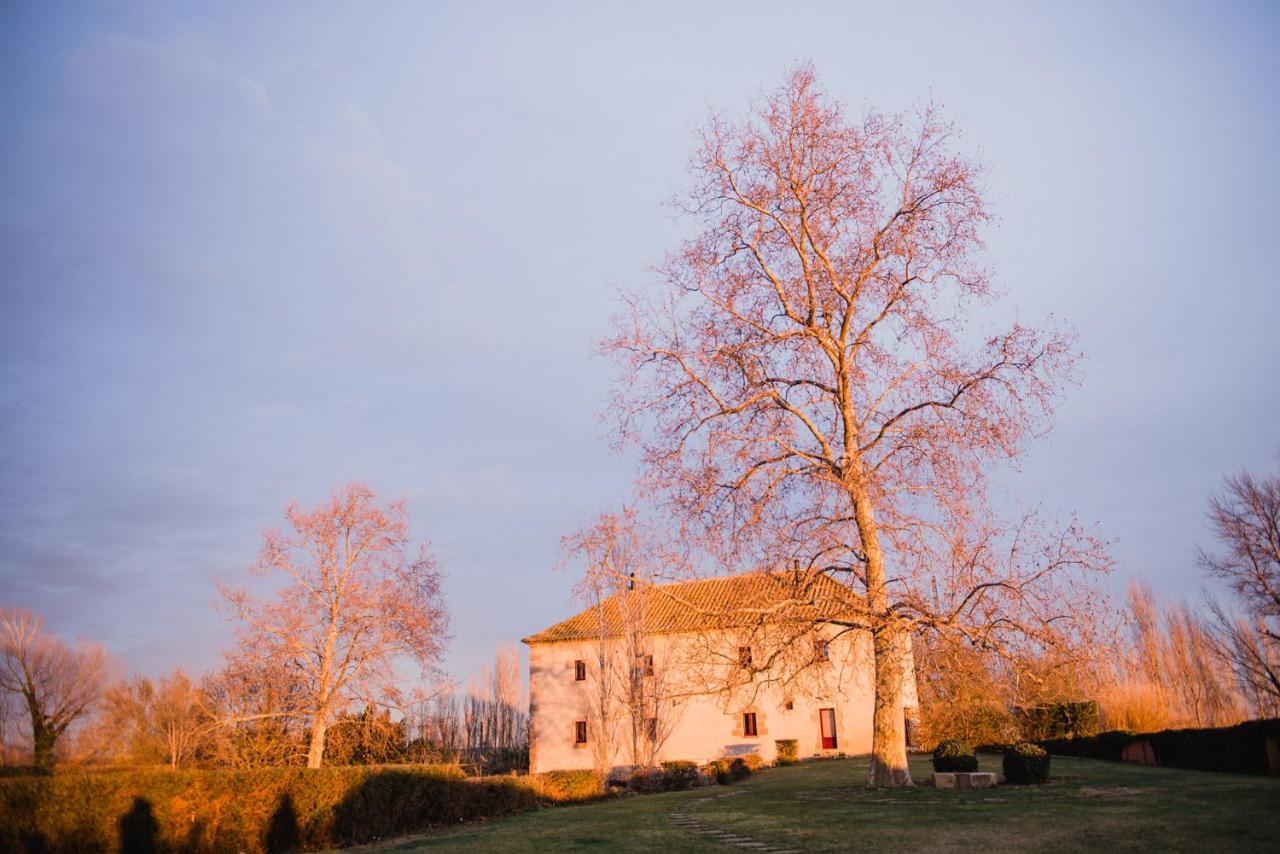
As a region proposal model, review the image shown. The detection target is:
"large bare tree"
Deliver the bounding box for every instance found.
[0,609,109,771]
[605,68,1107,785]
[1200,459,1280,713]
[220,482,448,768]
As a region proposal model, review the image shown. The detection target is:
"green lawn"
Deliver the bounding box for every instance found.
[371,755,1280,853]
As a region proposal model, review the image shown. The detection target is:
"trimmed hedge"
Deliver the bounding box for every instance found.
[0,764,580,853]
[1039,718,1280,776]
[774,739,799,766]
[1003,742,1050,784]
[932,739,978,773]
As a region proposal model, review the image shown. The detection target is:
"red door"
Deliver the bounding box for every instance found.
[820,708,838,750]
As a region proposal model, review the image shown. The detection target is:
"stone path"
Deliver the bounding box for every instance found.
[667,789,802,853]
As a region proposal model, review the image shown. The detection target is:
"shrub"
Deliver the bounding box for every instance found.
[703,756,756,785]
[626,767,667,794]
[1003,742,1050,784]
[660,761,699,791]
[0,764,546,853]
[533,769,603,802]
[774,739,799,765]
[702,759,731,785]
[1017,701,1101,741]
[932,739,978,773]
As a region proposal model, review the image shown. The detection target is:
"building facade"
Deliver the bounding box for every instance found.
[522,572,918,775]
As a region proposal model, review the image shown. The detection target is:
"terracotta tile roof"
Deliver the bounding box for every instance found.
[521,570,865,645]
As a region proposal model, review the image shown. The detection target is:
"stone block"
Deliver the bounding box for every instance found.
[932,771,996,789]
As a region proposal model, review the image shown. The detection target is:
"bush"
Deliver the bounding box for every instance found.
[703,756,756,785]
[1003,742,1050,784]
[932,739,978,773]
[533,769,604,802]
[1017,701,1101,741]
[0,764,548,853]
[1039,718,1280,776]
[626,767,666,794]
[774,739,799,765]
[660,761,699,791]
[703,759,731,785]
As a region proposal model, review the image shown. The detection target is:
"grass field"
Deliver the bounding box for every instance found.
[371,754,1280,853]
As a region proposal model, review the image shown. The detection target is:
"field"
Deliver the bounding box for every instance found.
[376,754,1280,853]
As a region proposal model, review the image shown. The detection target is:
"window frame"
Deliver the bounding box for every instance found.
[738,645,753,668]
[743,711,759,737]
[574,659,587,681]
[574,719,588,745]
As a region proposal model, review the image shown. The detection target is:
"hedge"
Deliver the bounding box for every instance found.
[774,739,799,766]
[0,764,596,853]
[533,769,604,802]
[1039,717,1280,776]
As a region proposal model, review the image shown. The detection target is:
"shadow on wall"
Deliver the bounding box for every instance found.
[722,743,761,757]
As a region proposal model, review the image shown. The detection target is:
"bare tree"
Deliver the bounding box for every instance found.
[220,482,449,768]
[102,669,214,769]
[1098,583,1246,730]
[1199,461,1280,710]
[0,609,110,771]
[563,510,686,773]
[463,646,529,772]
[605,67,1108,785]
[201,658,308,768]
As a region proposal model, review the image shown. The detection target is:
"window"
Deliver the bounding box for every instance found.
[646,717,658,741]
[575,720,588,744]
[815,639,830,662]
[641,653,654,676]
[738,646,753,668]
[574,660,586,681]
[784,698,794,711]
[743,712,758,737]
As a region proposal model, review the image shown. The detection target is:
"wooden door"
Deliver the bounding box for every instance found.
[819,707,838,750]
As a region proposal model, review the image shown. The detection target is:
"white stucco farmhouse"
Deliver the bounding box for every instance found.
[522,571,919,775]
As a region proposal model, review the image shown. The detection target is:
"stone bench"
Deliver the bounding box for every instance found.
[931,772,998,789]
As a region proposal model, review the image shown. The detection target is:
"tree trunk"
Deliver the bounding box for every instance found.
[32,723,56,773]
[25,692,56,773]
[868,621,912,787]
[307,714,327,769]
[851,478,913,787]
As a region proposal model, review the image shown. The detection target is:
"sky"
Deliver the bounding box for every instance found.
[1,1,1278,687]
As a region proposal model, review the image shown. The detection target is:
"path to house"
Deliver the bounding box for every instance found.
[667,788,800,853]
[378,754,1280,852]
